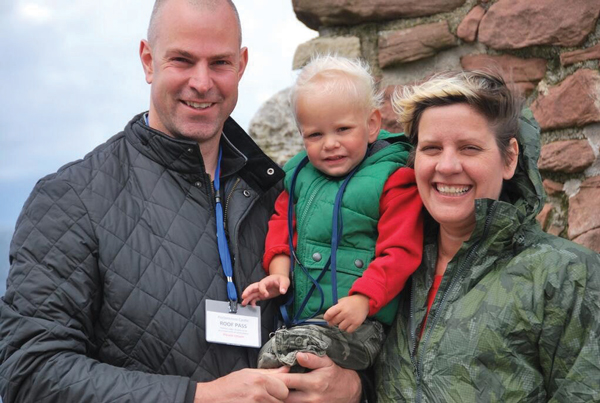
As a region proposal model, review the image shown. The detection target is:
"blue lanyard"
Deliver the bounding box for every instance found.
[280,156,361,327]
[214,146,238,313]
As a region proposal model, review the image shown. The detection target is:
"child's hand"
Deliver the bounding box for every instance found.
[323,294,370,333]
[241,274,290,307]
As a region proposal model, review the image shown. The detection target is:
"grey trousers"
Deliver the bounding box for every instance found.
[257,318,385,371]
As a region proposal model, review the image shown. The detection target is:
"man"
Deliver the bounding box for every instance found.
[0,0,362,402]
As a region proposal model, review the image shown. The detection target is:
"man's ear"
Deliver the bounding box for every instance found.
[139,40,154,84]
[237,46,248,81]
[367,109,382,143]
[503,137,520,180]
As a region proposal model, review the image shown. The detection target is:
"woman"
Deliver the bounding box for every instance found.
[375,71,600,402]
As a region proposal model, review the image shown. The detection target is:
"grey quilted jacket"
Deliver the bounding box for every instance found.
[0,113,284,402]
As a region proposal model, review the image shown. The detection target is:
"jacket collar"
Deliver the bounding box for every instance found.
[125,112,283,193]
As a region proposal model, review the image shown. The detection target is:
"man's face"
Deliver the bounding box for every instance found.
[140,0,247,145]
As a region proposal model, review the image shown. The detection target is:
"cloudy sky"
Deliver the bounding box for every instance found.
[0,0,315,293]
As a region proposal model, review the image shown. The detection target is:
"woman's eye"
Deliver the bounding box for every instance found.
[463,145,481,152]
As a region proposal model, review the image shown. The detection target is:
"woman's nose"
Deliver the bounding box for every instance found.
[436,151,462,174]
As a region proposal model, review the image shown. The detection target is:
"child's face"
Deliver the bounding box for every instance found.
[295,89,381,177]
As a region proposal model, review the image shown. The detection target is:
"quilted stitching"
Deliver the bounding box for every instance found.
[0,115,283,402]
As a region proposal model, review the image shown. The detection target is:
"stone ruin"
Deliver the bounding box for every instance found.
[249,0,600,253]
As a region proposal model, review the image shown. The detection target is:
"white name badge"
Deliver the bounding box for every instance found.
[205,300,261,348]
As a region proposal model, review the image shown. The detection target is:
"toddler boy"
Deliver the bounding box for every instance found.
[242,55,423,370]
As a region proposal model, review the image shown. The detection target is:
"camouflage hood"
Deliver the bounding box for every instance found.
[466,109,546,254]
[501,108,546,223]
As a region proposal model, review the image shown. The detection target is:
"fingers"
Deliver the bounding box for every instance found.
[323,305,340,322]
[260,275,289,297]
[279,276,290,295]
[337,319,358,333]
[296,352,333,370]
[241,288,262,307]
[254,366,290,375]
[272,353,333,393]
[197,369,290,403]
[258,280,272,298]
[262,374,290,401]
[241,283,259,301]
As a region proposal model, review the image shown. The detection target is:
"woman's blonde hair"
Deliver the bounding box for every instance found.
[393,70,522,163]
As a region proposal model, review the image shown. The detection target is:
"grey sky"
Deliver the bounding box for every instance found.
[0,0,315,294]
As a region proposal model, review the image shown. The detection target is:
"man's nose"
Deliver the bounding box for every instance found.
[189,63,213,93]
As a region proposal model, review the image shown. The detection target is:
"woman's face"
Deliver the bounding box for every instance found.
[414,103,518,234]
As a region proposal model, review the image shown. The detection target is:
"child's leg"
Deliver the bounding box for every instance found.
[320,319,385,370]
[257,319,384,371]
[257,324,330,369]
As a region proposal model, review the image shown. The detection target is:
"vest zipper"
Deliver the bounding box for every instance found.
[411,202,498,403]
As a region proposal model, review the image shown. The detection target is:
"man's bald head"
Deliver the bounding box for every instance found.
[147,0,242,47]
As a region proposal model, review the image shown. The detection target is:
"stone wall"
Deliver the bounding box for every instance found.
[249,0,600,252]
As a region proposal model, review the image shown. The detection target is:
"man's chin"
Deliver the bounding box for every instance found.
[170,122,223,143]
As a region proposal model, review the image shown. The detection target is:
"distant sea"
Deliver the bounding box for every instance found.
[1,230,9,402]
[0,227,12,297]
[0,228,8,403]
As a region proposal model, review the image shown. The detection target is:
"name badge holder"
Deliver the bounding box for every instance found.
[205,146,261,348]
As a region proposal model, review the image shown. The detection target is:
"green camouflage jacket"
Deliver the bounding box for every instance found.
[375,111,600,402]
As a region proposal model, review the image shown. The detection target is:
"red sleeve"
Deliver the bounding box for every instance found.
[349,167,424,316]
[263,190,297,272]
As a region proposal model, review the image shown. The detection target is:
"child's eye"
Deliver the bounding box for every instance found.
[306,132,322,139]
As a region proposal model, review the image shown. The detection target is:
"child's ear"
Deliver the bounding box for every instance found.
[367,109,382,143]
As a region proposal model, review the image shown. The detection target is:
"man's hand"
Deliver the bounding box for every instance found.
[272,353,362,403]
[241,274,291,307]
[323,294,370,333]
[195,368,289,403]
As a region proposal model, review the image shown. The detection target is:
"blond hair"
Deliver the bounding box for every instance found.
[290,54,383,118]
[393,70,522,163]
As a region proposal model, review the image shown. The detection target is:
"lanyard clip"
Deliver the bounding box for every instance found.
[229,300,238,314]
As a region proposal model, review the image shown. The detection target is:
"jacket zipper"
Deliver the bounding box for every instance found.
[223,177,242,231]
[411,203,498,402]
